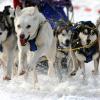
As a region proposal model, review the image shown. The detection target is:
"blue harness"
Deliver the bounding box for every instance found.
[28,21,47,51]
[28,39,37,51]
[79,43,98,63]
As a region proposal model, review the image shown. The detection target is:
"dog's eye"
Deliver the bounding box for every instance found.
[26,25,31,29]
[17,24,21,28]
[62,33,66,36]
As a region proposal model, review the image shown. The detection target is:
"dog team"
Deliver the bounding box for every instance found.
[0,0,99,87]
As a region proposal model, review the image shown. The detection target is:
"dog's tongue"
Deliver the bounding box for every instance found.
[20,39,27,46]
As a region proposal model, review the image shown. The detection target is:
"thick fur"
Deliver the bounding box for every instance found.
[55,21,99,78]
[0,6,17,80]
[14,7,57,86]
[70,21,100,77]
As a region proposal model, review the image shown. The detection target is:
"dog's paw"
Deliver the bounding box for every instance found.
[70,71,76,76]
[92,70,98,75]
[33,83,40,90]
[3,76,11,80]
[19,70,26,75]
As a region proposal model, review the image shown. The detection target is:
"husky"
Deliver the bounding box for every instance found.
[14,7,57,87]
[69,21,100,77]
[0,6,17,80]
[54,22,79,75]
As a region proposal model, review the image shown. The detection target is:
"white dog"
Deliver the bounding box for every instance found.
[14,7,57,87]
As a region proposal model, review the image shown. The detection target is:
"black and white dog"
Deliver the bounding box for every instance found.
[69,21,100,77]
[55,21,99,78]
[0,6,17,80]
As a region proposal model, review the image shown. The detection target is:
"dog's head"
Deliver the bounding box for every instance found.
[72,21,98,46]
[0,6,15,43]
[0,11,8,43]
[14,7,42,46]
[3,6,15,27]
[55,23,73,49]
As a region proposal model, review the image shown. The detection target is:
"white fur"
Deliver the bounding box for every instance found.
[79,32,88,45]
[14,7,57,87]
[75,51,86,61]
[0,30,8,43]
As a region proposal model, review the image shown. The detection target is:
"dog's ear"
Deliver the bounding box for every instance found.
[27,6,39,15]
[15,6,21,17]
[34,6,39,14]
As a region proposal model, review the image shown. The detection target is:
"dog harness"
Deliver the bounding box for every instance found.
[28,39,37,51]
[78,41,98,63]
[28,20,47,51]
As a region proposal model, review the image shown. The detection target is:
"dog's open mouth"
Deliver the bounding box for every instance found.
[20,38,27,46]
[20,35,30,46]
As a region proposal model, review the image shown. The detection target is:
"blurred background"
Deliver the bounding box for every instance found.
[72,0,100,23]
[0,0,100,23]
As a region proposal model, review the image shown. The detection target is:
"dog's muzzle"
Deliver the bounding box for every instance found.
[20,34,30,46]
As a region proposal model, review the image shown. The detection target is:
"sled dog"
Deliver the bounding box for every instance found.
[0,6,17,80]
[14,7,57,86]
[69,21,100,77]
[54,22,76,75]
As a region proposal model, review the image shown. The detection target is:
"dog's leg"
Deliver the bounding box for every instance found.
[70,51,79,76]
[92,52,99,75]
[80,61,86,79]
[47,38,62,80]
[27,47,48,88]
[53,52,63,81]
[3,49,15,80]
[47,50,56,77]
[92,59,99,75]
[18,50,27,75]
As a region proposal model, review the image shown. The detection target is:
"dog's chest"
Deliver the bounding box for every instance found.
[77,43,98,63]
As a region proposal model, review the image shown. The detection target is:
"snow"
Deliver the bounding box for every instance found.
[72,0,100,23]
[0,0,100,100]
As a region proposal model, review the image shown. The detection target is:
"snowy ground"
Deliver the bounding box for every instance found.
[0,0,100,100]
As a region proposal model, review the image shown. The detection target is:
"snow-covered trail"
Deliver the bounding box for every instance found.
[0,0,100,100]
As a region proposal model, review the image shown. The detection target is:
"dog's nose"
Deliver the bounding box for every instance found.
[0,32,2,35]
[65,40,70,46]
[87,39,91,44]
[20,34,25,39]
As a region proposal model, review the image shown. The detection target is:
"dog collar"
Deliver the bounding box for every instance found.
[28,20,47,51]
[28,39,37,51]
